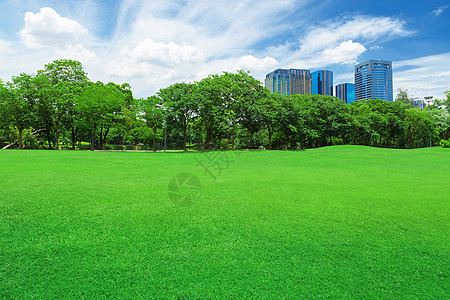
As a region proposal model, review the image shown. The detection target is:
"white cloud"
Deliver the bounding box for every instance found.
[19,7,88,49]
[320,41,367,65]
[432,5,448,16]
[113,0,301,60]
[55,44,97,64]
[286,16,413,69]
[0,39,14,55]
[236,55,279,72]
[370,45,382,50]
[292,40,367,68]
[299,16,412,55]
[121,38,205,66]
[394,53,450,100]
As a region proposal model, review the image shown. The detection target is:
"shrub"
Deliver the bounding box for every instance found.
[440,139,450,148]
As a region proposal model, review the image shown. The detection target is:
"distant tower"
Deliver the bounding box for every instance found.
[335,83,355,104]
[311,70,333,96]
[265,69,311,95]
[355,60,393,102]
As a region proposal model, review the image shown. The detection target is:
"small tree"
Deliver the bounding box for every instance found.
[1,76,35,149]
[395,88,413,107]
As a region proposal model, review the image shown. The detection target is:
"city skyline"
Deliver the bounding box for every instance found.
[0,0,449,100]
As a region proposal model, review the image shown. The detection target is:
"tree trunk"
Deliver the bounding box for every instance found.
[153,126,157,152]
[250,131,254,148]
[18,127,23,149]
[2,129,45,150]
[71,127,78,150]
[102,127,110,150]
[183,123,187,151]
[99,126,103,150]
[204,124,211,150]
[55,127,60,150]
[46,124,52,149]
[90,126,96,151]
[267,125,272,150]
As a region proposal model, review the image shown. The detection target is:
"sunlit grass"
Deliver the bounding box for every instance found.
[1,146,449,298]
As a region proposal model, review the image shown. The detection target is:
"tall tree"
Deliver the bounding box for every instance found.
[36,59,89,149]
[197,75,228,149]
[159,82,198,151]
[259,93,282,150]
[140,96,165,152]
[230,71,266,149]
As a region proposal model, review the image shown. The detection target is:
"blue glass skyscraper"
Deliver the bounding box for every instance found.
[355,60,393,102]
[335,83,355,104]
[311,70,333,96]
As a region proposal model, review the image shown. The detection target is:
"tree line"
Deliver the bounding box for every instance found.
[1,59,449,151]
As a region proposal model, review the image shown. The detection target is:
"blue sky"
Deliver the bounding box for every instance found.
[0,0,449,99]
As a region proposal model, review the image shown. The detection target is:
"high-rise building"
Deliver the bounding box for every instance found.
[335,83,355,104]
[355,60,393,102]
[265,69,311,95]
[311,70,333,96]
[412,99,426,109]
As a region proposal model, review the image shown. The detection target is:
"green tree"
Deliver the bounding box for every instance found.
[159,82,198,151]
[77,81,116,150]
[140,96,165,152]
[197,75,229,149]
[395,88,413,107]
[230,71,266,149]
[258,92,282,150]
[404,108,434,148]
[98,83,131,150]
[1,75,36,148]
[36,59,89,149]
[444,90,450,115]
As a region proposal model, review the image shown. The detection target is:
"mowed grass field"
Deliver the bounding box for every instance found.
[1,146,449,298]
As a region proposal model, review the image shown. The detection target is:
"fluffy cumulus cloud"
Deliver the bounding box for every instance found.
[236,55,279,72]
[294,40,367,68]
[121,39,205,66]
[289,16,413,68]
[19,7,88,49]
[299,16,412,54]
[320,41,367,65]
[55,44,97,64]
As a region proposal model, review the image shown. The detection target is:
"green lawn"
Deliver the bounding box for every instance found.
[1,146,449,298]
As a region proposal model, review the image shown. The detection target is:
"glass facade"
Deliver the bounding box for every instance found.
[355,60,393,102]
[265,69,311,95]
[311,70,333,96]
[335,83,355,104]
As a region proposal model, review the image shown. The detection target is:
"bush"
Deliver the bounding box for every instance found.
[332,137,344,145]
[439,139,450,148]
